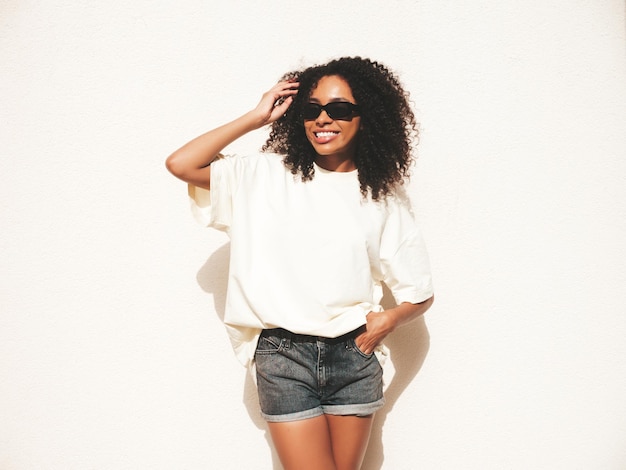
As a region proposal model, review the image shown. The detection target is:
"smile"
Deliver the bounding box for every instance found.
[313,131,339,143]
[315,131,339,137]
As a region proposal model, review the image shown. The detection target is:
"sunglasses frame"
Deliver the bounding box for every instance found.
[302,101,360,121]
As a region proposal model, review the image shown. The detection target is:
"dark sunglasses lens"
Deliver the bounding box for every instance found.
[302,102,358,120]
[303,104,322,120]
[325,102,353,119]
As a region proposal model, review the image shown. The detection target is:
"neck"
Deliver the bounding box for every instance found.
[314,155,356,172]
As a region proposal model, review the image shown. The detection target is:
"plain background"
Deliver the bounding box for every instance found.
[1,1,625,469]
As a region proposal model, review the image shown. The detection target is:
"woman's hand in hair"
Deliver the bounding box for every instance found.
[165,80,299,189]
[251,80,299,127]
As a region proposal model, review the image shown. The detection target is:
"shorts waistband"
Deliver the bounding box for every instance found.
[261,325,366,344]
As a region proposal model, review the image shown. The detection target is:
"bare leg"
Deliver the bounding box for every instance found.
[267,415,337,470]
[326,414,374,470]
[267,414,374,470]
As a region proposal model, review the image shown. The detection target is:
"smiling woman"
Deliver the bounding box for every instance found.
[303,75,362,171]
[264,57,418,202]
[165,56,434,470]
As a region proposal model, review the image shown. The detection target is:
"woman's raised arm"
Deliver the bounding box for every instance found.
[165,80,298,189]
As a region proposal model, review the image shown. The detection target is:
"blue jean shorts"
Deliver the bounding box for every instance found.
[255,326,385,423]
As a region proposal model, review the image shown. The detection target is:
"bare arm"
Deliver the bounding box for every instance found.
[355,296,434,355]
[165,80,299,190]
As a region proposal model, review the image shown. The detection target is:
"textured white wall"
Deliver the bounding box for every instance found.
[2,1,625,469]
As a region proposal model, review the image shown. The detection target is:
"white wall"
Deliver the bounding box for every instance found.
[2,1,625,469]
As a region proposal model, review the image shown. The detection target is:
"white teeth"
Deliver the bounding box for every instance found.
[316,131,338,137]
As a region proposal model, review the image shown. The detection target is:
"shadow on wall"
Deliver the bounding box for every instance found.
[196,243,281,468]
[197,243,431,470]
[362,285,430,470]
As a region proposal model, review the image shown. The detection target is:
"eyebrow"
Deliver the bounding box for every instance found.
[308,97,354,104]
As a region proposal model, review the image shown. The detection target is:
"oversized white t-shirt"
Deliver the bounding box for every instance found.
[189,152,433,367]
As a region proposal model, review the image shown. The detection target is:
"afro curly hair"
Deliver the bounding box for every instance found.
[262,56,418,201]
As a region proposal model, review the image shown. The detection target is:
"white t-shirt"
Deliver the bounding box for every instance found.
[189,152,433,367]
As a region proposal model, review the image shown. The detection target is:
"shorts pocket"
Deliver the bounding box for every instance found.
[349,338,375,359]
[255,334,288,356]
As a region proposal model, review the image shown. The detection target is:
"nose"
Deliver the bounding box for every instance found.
[315,109,332,124]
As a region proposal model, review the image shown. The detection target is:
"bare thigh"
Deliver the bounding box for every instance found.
[267,415,336,470]
[327,414,374,470]
[267,414,374,470]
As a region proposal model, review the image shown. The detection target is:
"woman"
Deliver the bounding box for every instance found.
[166,56,434,470]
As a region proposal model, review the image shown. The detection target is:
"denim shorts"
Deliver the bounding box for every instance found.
[254,326,385,423]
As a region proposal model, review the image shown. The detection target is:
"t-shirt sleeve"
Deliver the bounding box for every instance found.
[187,156,239,232]
[379,197,434,305]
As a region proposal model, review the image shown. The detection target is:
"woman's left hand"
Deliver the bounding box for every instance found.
[354,298,435,355]
[354,311,395,355]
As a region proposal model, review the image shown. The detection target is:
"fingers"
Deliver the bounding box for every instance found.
[254,80,299,124]
[355,333,377,355]
[274,79,299,92]
[271,80,299,106]
[264,81,299,123]
[355,328,381,355]
[355,311,394,354]
[271,95,294,116]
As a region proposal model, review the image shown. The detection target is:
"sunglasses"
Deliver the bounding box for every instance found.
[302,101,360,121]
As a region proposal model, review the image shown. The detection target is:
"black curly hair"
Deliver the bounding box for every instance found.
[262,56,418,201]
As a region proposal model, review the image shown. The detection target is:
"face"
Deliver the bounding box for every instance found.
[303,75,361,168]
